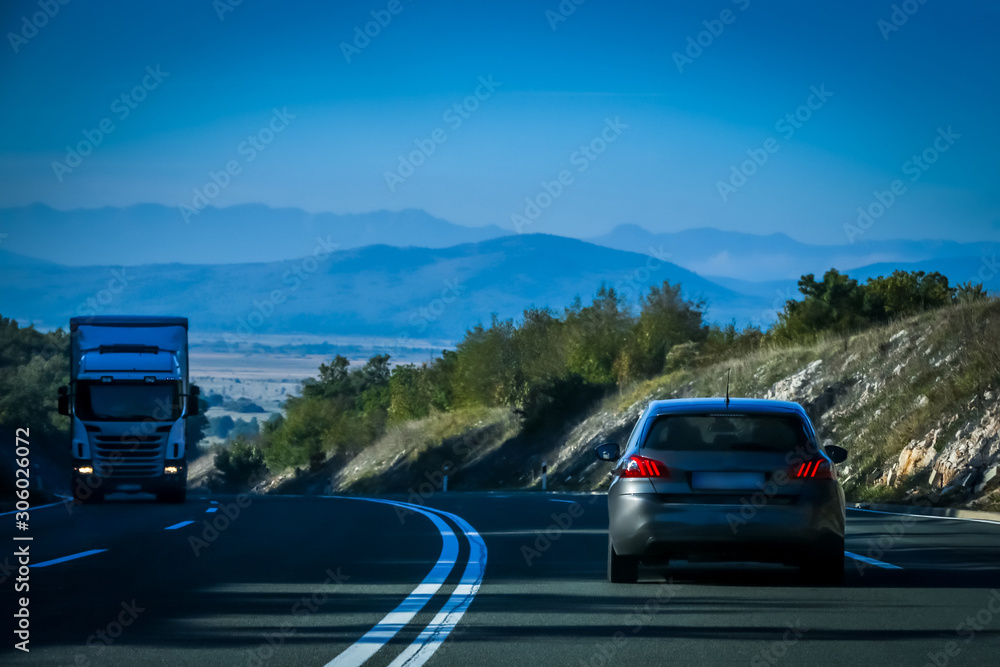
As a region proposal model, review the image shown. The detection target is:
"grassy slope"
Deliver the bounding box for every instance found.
[271,301,1000,508]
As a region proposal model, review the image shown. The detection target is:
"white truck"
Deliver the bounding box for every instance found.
[58,316,200,503]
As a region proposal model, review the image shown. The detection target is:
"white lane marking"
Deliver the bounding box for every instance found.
[324,498,460,667]
[549,499,578,504]
[164,520,195,530]
[206,508,218,513]
[388,503,488,667]
[844,551,903,570]
[32,549,108,568]
[849,507,1000,527]
[0,500,67,517]
[210,501,219,504]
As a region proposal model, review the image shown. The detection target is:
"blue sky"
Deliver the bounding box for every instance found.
[0,0,997,244]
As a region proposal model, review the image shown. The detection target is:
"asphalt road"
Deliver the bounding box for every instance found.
[3,492,1000,666]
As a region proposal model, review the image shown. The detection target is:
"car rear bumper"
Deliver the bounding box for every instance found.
[609,490,844,562]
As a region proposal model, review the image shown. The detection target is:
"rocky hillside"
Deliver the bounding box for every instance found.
[260,300,999,512]
[549,299,1000,510]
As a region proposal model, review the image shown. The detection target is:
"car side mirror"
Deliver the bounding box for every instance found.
[188,385,201,416]
[825,444,848,464]
[595,443,621,462]
[57,385,70,416]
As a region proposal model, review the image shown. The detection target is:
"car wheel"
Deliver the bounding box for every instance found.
[608,537,639,583]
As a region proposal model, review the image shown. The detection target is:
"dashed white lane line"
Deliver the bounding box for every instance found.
[164,520,195,530]
[206,508,218,513]
[324,498,460,667]
[210,501,219,504]
[388,504,488,667]
[849,507,1000,526]
[844,551,903,570]
[32,549,108,568]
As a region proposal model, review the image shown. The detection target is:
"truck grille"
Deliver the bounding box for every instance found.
[94,434,164,477]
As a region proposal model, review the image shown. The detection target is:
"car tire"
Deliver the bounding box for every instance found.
[800,548,844,586]
[608,537,639,583]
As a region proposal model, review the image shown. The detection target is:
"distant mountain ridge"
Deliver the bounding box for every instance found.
[0,235,773,340]
[1,204,995,283]
[0,204,509,266]
[586,224,996,281]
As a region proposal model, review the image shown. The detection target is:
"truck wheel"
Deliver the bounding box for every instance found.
[608,537,639,583]
[158,488,186,504]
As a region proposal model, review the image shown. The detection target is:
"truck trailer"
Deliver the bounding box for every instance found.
[58,316,199,503]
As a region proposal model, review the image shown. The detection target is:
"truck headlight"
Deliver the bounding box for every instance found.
[164,466,179,474]
[77,466,94,475]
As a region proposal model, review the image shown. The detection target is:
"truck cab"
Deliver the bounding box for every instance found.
[59,316,198,503]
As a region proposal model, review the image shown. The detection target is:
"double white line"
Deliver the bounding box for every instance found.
[324,497,487,667]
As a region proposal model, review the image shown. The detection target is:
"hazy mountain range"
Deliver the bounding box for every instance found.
[1,204,995,281]
[1,204,995,341]
[0,235,773,340]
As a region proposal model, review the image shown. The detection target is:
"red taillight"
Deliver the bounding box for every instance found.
[620,455,669,479]
[789,459,834,480]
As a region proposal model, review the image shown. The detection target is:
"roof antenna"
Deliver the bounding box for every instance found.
[725,369,731,408]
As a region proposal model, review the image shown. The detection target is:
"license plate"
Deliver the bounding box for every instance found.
[691,472,764,490]
[117,484,141,491]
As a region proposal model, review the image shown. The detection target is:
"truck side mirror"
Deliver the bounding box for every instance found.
[57,386,70,416]
[188,385,201,416]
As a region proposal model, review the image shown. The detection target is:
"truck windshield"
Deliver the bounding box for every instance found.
[76,381,181,422]
[643,413,814,453]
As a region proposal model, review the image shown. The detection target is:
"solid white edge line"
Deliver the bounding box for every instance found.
[844,551,903,570]
[164,520,195,530]
[324,498,460,667]
[848,507,1000,526]
[0,500,67,517]
[32,549,108,568]
[388,503,488,667]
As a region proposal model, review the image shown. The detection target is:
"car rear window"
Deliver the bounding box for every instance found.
[642,413,812,452]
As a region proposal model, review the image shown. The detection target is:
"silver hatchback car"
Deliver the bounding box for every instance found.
[596,398,847,584]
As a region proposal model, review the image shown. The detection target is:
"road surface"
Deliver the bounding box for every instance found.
[3,492,1000,666]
